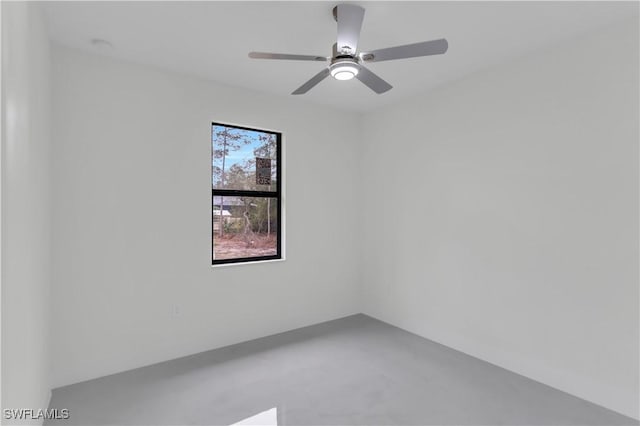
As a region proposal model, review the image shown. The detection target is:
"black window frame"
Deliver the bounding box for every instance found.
[211,122,282,265]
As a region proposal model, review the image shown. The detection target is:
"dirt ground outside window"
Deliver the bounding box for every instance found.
[213,234,277,260]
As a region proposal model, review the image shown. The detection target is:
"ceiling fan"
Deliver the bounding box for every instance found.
[248,4,448,95]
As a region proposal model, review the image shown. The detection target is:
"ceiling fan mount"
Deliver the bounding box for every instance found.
[248,4,448,95]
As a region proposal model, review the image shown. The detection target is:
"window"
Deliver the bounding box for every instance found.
[211,122,282,265]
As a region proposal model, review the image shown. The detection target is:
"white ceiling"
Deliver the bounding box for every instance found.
[42,1,638,112]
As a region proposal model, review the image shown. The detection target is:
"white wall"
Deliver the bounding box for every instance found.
[50,46,361,388]
[361,20,639,419]
[1,1,52,423]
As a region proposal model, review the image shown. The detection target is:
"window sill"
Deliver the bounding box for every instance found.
[210,257,286,269]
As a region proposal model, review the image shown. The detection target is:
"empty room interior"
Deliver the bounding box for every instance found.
[1,1,639,425]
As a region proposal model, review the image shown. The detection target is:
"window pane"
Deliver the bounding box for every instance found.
[213,196,279,261]
[212,124,278,192]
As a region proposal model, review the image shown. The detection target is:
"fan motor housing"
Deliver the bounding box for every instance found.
[330,57,358,66]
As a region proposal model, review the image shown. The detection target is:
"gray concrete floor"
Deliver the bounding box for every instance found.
[47,314,638,426]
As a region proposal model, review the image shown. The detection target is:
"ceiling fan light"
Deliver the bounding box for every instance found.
[330,64,358,80]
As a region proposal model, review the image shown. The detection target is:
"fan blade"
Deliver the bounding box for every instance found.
[360,38,448,63]
[356,66,392,94]
[335,4,365,55]
[249,52,327,61]
[292,68,331,95]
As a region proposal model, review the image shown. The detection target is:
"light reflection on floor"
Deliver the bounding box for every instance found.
[231,407,278,426]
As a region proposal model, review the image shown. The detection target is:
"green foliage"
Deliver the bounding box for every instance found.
[224,198,276,234]
[212,126,252,189]
[212,126,277,191]
[223,219,243,234]
[247,198,277,234]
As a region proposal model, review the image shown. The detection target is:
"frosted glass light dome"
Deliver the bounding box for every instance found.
[330,61,359,80]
